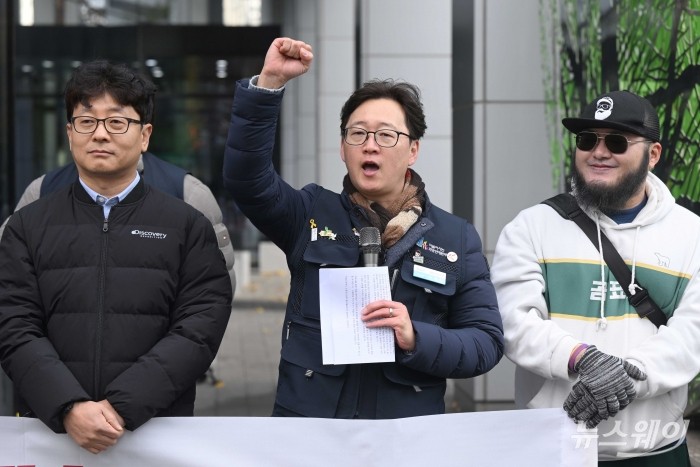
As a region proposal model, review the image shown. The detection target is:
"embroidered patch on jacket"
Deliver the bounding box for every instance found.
[318,227,337,240]
[131,229,167,239]
[416,237,447,258]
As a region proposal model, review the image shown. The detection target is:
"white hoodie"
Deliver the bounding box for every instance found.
[492,173,700,460]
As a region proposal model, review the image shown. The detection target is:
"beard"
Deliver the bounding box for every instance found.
[571,150,650,211]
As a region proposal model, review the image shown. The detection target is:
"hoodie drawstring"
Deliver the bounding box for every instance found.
[628,226,642,296]
[594,219,642,331]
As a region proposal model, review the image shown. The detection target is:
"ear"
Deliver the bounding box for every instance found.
[66,123,73,151]
[648,141,662,170]
[407,139,420,166]
[340,137,347,163]
[140,123,153,153]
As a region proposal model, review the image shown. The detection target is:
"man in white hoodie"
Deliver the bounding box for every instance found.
[492,90,700,465]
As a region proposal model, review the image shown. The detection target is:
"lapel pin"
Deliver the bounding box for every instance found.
[319,227,337,241]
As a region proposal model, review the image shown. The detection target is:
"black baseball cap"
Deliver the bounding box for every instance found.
[562,90,660,142]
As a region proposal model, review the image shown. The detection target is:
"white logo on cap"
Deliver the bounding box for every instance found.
[595,97,613,120]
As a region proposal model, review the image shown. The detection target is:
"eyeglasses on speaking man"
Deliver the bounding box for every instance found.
[343,127,412,148]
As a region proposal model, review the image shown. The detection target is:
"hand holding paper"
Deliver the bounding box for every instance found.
[362,300,415,352]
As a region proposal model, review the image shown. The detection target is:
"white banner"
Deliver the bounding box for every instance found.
[0,408,596,466]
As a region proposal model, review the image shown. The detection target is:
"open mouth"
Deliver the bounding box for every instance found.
[362,161,380,175]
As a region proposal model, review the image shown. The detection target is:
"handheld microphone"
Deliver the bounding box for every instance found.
[359,227,381,267]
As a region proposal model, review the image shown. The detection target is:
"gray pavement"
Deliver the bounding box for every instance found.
[195,268,700,465]
[194,269,288,417]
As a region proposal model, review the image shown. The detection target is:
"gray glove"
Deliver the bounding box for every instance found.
[563,383,598,427]
[563,345,647,428]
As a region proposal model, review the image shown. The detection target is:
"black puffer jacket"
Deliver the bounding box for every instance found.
[0,180,232,432]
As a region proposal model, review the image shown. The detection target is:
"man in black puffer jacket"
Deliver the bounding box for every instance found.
[0,60,232,454]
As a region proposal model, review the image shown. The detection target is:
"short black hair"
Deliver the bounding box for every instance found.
[340,79,427,140]
[64,60,157,124]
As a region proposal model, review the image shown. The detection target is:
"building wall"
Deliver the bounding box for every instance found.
[470,0,556,404]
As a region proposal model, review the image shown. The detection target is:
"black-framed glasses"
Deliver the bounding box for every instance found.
[575,131,649,154]
[70,116,143,134]
[343,127,411,148]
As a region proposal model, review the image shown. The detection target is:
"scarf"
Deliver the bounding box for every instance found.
[344,169,426,248]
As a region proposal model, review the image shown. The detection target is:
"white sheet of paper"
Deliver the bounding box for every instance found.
[320,266,396,364]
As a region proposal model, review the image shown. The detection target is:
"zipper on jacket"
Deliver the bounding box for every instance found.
[353,364,365,419]
[94,216,109,396]
[285,320,320,341]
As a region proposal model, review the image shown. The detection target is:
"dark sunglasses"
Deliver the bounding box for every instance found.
[575,131,649,154]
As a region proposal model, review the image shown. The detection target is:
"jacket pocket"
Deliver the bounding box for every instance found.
[381,362,444,389]
[377,364,446,417]
[299,240,360,320]
[281,321,345,375]
[277,321,346,417]
[399,258,457,326]
[303,238,360,266]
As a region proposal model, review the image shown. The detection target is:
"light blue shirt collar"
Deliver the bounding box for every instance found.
[79,171,141,219]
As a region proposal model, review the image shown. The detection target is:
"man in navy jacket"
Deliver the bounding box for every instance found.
[224,37,503,418]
